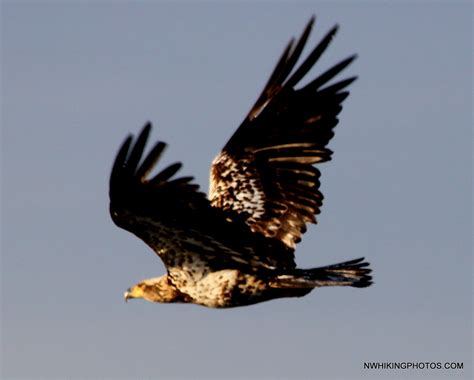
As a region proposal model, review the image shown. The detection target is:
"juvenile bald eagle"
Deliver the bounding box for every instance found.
[110,16,372,308]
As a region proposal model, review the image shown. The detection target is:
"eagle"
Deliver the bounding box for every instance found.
[110,16,372,308]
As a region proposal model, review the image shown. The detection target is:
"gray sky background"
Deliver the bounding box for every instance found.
[2,1,472,379]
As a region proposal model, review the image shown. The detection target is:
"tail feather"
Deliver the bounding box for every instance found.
[271,257,373,289]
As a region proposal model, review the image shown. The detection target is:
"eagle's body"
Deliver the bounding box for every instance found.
[110,16,372,308]
[114,190,312,307]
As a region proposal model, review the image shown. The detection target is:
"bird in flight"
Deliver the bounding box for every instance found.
[109,16,372,308]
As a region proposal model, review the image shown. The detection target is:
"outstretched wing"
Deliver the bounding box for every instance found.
[209,16,356,251]
[109,122,208,219]
[109,123,210,260]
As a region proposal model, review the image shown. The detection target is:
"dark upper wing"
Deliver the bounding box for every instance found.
[109,123,209,254]
[209,16,356,250]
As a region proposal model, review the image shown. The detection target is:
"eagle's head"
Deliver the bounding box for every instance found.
[124,275,191,304]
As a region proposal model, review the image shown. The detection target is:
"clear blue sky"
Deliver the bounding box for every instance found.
[2,1,472,379]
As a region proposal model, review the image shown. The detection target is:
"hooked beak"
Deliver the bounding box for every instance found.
[124,290,132,303]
